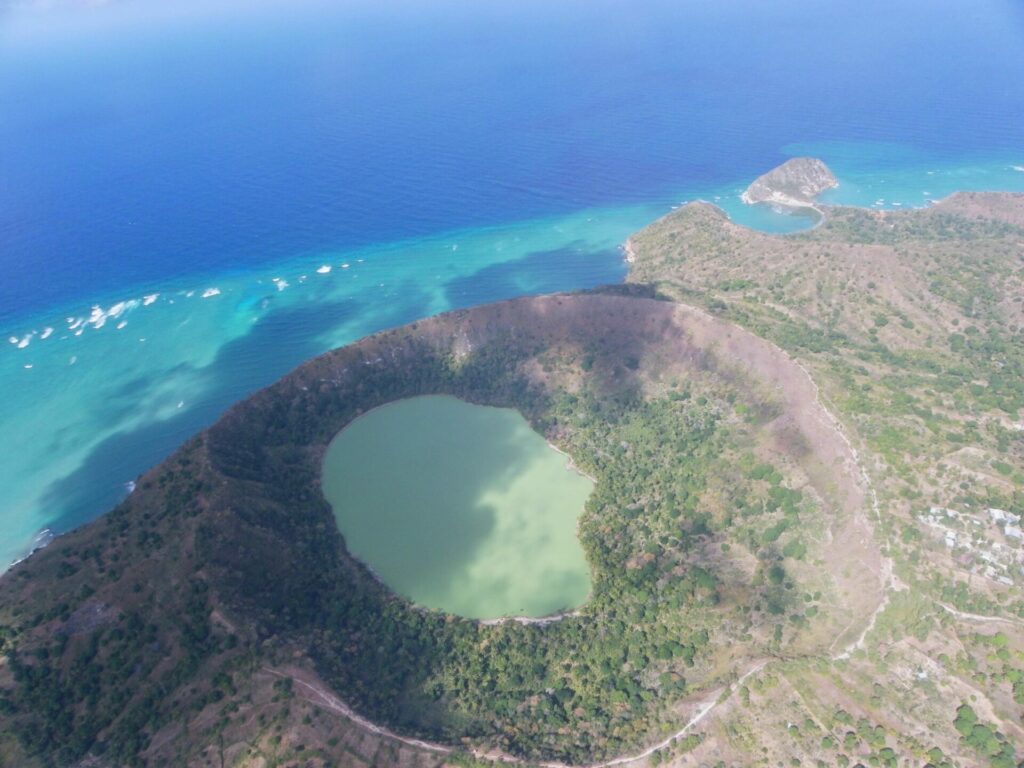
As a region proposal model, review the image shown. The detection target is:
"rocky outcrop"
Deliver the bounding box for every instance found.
[741,157,838,208]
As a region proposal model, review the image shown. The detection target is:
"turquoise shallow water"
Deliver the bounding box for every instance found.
[322,396,593,619]
[0,202,642,567]
[2,0,1024,568]
[701,146,1024,224]
[3,150,1022,568]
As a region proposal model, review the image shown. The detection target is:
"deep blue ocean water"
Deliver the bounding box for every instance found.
[1,0,1023,566]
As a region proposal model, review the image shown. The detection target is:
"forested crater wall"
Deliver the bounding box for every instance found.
[0,292,874,766]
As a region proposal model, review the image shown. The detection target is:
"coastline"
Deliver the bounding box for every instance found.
[6,528,55,569]
[5,181,1024,767]
[743,197,828,229]
[547,440,598,484]
[322,395,593,625]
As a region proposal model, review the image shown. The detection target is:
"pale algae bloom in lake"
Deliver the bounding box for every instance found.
[3,0,1024,571]
[322,396,593,620]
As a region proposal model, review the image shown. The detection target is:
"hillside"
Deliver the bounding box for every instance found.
[0,290,882,766]
[1,191,1022,768]
[740,157,838,209]
[628,191,1024,766]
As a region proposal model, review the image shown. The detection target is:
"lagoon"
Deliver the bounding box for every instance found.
[3,0,1024,570]
[321,395,593,620]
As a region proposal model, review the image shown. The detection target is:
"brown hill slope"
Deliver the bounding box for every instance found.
[0,293,877,767]
[626,192,1024,767]
[2,192,1023,768]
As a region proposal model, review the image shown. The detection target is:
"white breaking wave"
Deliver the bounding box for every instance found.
[84,299,140,330]
[87,306,107,328]
[317,265,332,274]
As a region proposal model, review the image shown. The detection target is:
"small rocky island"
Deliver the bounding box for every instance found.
[3,184,1024,768]
[741,156,838,210]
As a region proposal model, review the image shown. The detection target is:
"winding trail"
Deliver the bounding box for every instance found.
[678,302,896,660]
[267,661,771,768]
[583,660,768,768]
[478,609,581,627]
[264,298,897,768]
[935,602,1024,628]
[778,351,901,659]
[263,668,452,754]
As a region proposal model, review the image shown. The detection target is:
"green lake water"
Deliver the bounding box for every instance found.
[321,395,593,620]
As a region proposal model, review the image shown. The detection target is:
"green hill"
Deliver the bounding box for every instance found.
[2,189,1023,768]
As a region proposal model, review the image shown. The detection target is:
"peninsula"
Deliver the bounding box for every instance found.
[1,179,1022,768]
[740,156,838,210]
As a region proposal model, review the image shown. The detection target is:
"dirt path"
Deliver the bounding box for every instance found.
[263,667,452,754]
[264,298,894,768]
[935,602,1024,628]
[267,659,770,768]
[587,660,769,768]
[478,609,581,627]
[670,300,894,660]
[783,352,898,659]
[778,672,829,735]
[264,341,891,766]
[547,441,598,484]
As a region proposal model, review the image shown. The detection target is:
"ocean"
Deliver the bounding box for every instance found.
[1,0,1023,567]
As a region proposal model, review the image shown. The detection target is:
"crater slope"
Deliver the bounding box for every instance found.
[3,191,1023,768]
[0,292,875,767]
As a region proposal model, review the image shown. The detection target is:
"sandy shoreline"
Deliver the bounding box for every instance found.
[547,440,597,483]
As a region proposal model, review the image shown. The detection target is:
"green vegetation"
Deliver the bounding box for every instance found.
[314,389,738,761]
[953,704,1019,768]
[627,191,1024,765]
[3,189,1024,767]
[0,294,831,766]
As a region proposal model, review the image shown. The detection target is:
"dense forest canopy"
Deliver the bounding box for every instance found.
[0,292,869,765]
[2,192,1024,768]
